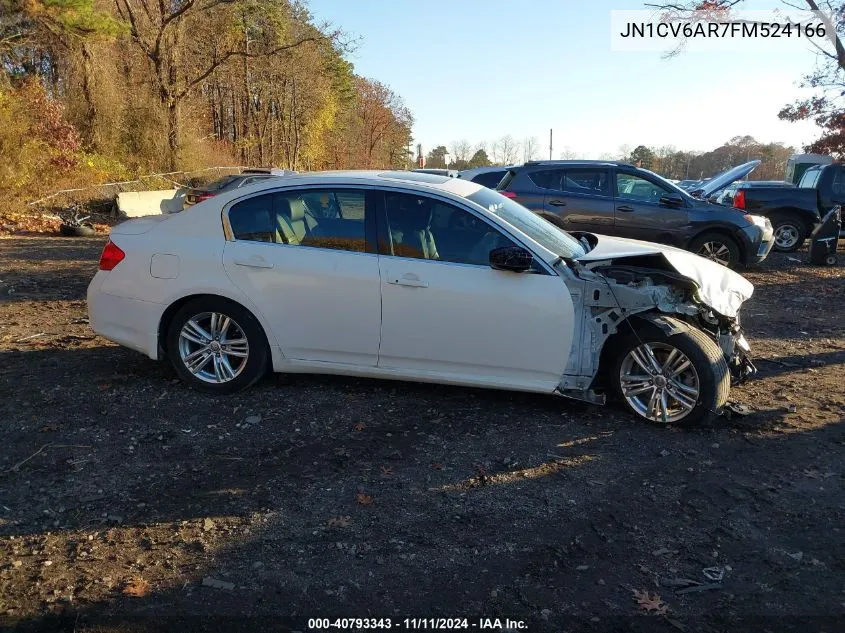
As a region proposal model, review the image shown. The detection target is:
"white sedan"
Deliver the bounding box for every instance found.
[88,171,757,424]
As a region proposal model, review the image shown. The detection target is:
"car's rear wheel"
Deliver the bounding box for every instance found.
[770,213,807,252]
[166,297,268,394]
[609,327,730,425]
[689,233,740,268]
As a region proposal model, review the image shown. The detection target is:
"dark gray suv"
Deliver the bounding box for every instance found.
[498,160,774,268]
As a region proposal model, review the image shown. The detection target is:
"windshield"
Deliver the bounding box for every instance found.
[465,188,586,259]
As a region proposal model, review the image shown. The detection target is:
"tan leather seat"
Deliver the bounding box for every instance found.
[274,197,318,245]
[289,198,318,242]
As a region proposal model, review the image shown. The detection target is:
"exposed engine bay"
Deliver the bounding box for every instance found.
[555,238,757,404]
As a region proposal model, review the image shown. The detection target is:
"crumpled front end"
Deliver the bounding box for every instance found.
[557,237,758,401]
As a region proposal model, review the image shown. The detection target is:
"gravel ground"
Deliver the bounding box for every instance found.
[0,235,844,633]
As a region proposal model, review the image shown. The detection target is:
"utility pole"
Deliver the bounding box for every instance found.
[549,129,553,160]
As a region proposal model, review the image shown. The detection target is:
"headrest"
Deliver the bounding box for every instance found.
[276,197,292,218]
[289,198,307,222]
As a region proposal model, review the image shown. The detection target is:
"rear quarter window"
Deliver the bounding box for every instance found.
[562,169,610,196]
[228,194,275,243]
[471,171,506,188]
[525,169,557,189]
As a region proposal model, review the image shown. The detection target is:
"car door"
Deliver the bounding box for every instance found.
[222,188,382,366]
[543,167,614,232]
[375,189,574,390]
[613,169,690,243]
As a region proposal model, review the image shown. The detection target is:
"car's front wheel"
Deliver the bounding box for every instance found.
[689,233,741,268]
[166,297,268,394]
[609,326,730,425]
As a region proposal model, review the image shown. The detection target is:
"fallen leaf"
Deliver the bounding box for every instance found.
[431,463,443,470]
[122,577,151,597]
[356,493,373,506]
[328,516,351,528]
[39,425,58,433]
[353,423,366,432]
[380,466,393,476]
[97,383,111,390]
[633,588,668,615]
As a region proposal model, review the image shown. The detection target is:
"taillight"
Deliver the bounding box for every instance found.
[733,189,746,210]
[99,240,125,271]
[500,191,517,199]
[196,192,215,203]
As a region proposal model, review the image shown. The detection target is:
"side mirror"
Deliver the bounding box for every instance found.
[489,245,533,273]
[660,192,685,207]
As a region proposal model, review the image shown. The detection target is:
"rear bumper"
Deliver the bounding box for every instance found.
[87,273,163,360]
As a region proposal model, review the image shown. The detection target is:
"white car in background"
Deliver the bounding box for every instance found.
[88,171,757,424]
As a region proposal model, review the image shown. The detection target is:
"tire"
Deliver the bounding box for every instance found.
[166,297,269,394]
[825,253,838,266]
[609,325,730,425]
[769,213,807,252]
[59,223,96,237]
[689,232,741,268]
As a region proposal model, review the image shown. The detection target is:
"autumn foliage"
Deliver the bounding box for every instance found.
[0,0,414,232]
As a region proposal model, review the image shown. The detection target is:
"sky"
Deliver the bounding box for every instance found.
[308,0,825,159]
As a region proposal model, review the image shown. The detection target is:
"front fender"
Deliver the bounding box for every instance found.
[629,313,693,337]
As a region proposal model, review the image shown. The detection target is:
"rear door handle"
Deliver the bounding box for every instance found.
[617,205,635,212]
[234,256,274,269]
[388,275,429,288]
[548,199,567,207]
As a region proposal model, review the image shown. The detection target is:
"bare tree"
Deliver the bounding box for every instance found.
[647,0,845,154]
[492,134,520,165]
[450,139,473,162]
[113,0,337,167]
[559,146,579,160]
[522,135,540,162]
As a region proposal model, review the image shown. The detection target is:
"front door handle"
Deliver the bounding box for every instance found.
[616,205,635,213]
[234,256,274,269]
[548,199,567,207]
[388,275,429,288]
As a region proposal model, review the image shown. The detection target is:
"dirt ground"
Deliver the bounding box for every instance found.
[0,235,843,633]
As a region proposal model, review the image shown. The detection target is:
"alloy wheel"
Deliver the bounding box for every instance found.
[774,224,800,250]
[178,312,250,384]
[619,342,700,423]
[697,241,731,266]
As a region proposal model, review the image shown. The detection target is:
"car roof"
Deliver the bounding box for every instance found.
[521,160,635,169]
[206,170,484,203]
[457,166,513,178]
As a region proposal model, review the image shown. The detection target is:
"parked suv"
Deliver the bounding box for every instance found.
[497,160,773,268]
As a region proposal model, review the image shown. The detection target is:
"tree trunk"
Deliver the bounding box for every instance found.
[167,99,181,170]
[80,42,98,148]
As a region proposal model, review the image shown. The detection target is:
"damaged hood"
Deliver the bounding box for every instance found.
[575,235,754,318]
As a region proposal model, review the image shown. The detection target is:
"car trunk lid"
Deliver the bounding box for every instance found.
[110,215,171,235]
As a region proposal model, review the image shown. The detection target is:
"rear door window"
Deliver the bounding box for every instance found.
[229,189,368,252]
[561,168,611,197]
